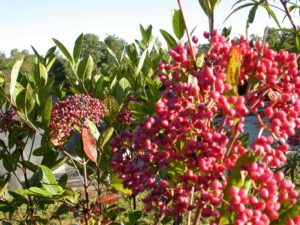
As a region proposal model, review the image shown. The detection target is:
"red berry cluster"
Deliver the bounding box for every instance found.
[118,103,135,126]
[50,95,107,141]
[111,31,299,223]
[0,108,20,132]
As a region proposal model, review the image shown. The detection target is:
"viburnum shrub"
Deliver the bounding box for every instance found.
[0,108,20,132]
[111,30,300,224]
[50,94,107,144]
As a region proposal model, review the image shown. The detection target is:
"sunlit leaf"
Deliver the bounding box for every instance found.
[73,33,84,64]
[172,10,185,40]
[10,58,23,103]
[160,29,177,49]
[82,127,97,163]
[225,46,241,96]
[52,38,74,64]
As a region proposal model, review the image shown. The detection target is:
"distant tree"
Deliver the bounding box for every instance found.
[81,33,108,74]
[49,56,70,84]
[104,34,127,57]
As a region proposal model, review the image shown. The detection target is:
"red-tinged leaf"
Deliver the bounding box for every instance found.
[226,46,241,96]
[98,192,121,205]
[81,127,97,163]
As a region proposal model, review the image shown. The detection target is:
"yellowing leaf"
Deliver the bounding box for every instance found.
[225,46,241,96]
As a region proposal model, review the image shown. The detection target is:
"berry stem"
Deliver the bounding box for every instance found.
[177,0,197,67]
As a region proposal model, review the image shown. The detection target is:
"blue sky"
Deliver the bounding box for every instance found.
[0,0,295,56]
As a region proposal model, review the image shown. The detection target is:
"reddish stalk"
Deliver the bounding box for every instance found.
[177,0,197,67]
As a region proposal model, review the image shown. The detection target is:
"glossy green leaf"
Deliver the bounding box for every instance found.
[42,95,52,127]
[98,127,114,149]
[140,24,152,43]
[52,38,74,64]
[31,46,44,64]
[29,187,53,197]
[160,29,177,49]
[77,55,93,81]
[172,10,185,40]
[39,63,48,85]
[85,119,100,140]
[111,183,132,195]
[224,3,255,24]
[10,58,23,102]
[73,33,84,64]
[247,3,258,24]
[25,84,35,115]
[40,165,60,194]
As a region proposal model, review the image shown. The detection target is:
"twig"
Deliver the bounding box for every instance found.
[177,0,197,67]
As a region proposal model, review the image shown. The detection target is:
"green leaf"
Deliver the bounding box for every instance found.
[219,151,256,224]
[103,95,119,124]
[25,84,35,115]
[29,187,53,197]
[135,49,147,77]
[73,33,84,64]
[139,24,153,44]
[77,55,94,81]
[224,3,255,24]
[21,161,39,172]
[40,165,61,194]
[237,133,249,147]
[10,58,23,102]
[247,3,258,24]
[172,10,185,40]
[39,63,48,85]
[52,38,74,64]
[259,2,281,29]
[0,182,8,196]
[272,201,300,225]
[160,29,177,49]
[31,46,44,64]
[50,157,68,171]
[58,174,68,188]
[33,145,51,156]
[86,119,100,140]
[2,154,17,172]
[111,182,132,195]
[107,46,119,64]
[42,95,52,127]
[98,127,114,149]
